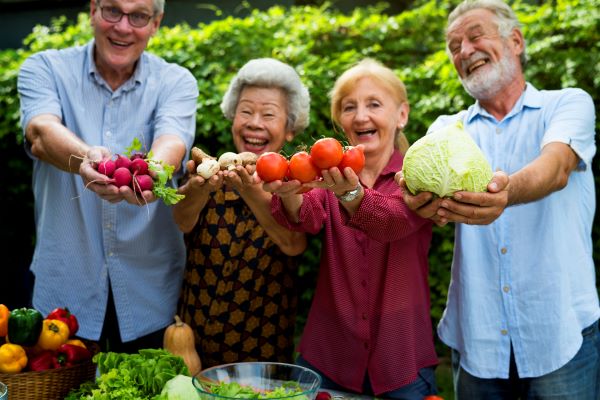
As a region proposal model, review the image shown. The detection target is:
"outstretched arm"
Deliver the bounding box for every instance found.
[437,142,578,225]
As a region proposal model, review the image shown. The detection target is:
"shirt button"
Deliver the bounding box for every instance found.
[501,329,508,335]
[362,313,368,320]
[496,127,501,134]
[105,131,112,137]
[361,280,367,288]
[364,342,369,349]
[503,286,510,293]
[108,252,114,257]
[500,247,508,254]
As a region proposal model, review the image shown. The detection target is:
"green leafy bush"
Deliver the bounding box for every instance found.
[0,0,598,349]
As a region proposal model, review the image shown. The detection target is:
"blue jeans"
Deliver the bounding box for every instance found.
[296,355,438,399]
[451,319,600,400]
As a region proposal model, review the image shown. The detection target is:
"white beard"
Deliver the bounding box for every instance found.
[460,46,519,100]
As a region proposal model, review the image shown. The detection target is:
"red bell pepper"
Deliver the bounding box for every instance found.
[46,307,79,337]
[28,350,56,371]
[53,343,91,368]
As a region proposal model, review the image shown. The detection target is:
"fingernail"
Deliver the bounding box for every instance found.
[490,182,498,191]
[453,193,462,200]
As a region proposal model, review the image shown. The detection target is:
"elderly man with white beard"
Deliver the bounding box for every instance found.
[396,0,599,399]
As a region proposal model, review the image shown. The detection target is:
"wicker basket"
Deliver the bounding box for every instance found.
[0,342,98,400]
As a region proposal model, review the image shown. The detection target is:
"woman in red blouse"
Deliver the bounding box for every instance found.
[264,58,439,399]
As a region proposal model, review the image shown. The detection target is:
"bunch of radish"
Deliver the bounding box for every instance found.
[91,138,184,205]
[94,152,154,193]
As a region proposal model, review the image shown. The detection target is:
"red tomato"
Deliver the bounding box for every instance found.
[288,151,319,183]
[310,137,344,170]
[423,396,445,400]
[338,146,365,174]
[256,152,288,182]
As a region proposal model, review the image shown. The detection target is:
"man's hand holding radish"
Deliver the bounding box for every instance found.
[79,146,158,205]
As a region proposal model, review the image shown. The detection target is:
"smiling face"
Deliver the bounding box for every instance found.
[90,0,161,85]
[338,77,407,158]
[231,86,293,155]
[446,8,524,100]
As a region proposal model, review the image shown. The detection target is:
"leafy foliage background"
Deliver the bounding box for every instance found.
[1,0,598,351]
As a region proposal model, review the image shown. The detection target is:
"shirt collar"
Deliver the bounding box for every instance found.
[86,39,145,91]
[382,149,404,176]
[467,82,542,123]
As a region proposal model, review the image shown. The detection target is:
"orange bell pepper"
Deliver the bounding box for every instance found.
[36,319,70,351]
[0,304,9,337]
[0,343,28,373]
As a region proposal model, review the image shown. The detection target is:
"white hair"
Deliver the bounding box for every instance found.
[154,0,164,13]
[220,58,310,134]
[447,0,527,66]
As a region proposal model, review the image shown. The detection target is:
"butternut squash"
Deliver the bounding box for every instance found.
[163,315,202,375]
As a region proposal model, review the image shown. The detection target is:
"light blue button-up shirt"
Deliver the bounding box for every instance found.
[18,41,198,341]
[433,83,599,378]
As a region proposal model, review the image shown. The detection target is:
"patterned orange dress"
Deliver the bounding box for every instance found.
[178,186,299,368]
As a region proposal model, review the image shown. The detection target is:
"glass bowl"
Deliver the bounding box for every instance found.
[192,362,322,399]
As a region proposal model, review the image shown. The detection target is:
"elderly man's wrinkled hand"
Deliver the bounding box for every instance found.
[437,171,509,225]
[79,146,123,202]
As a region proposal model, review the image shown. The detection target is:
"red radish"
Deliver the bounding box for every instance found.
[115,154,132,170]
[133,174,154,193]
[97,158,116,178]
[130,152,146,160]
[111,167,132,188]
[130,158,149,175]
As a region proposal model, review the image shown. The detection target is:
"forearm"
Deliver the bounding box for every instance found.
[507,142,579,205]
[26,114,90,173]
[150,134,187,172]
[172,189,210,233]
[348,189,430,242]
[279,195,304,224]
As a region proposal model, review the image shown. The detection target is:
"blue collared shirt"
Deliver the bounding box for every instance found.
[18,41,198,341]
[433,83,599,378]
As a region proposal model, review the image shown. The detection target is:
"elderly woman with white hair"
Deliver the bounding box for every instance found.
[173,58,310,368]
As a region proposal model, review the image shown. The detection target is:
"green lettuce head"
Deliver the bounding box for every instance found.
[402,121,493,197]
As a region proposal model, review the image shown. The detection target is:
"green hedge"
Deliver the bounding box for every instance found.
[1,1,598,335]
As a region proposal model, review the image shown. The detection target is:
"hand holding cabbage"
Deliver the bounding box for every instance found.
[402,121,493,198]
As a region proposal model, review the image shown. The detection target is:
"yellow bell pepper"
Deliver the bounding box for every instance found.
[0,343,28,373]
[0,304,9,337]
[36,319,70,351]
[65,339,87,349]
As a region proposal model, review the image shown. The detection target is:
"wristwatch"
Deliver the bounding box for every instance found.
[336,183,362,202]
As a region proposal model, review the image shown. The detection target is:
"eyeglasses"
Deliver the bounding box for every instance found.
[98,5,155,28]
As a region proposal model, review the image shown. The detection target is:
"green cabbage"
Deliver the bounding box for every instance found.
[159,375,201,400]
[402,121,493,197]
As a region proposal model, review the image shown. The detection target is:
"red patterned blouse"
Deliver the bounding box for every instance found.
[271,150,438,395]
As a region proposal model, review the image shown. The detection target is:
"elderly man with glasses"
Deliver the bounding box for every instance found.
[17,0,198,353]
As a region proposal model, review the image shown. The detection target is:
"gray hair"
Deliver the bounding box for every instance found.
[153,0,164,14]
[447,0,527,66]
[220,58,310,135]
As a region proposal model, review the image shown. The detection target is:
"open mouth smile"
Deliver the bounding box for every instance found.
[466,59,488,76]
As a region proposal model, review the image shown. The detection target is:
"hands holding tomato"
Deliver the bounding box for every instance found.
[256,138,365,198]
